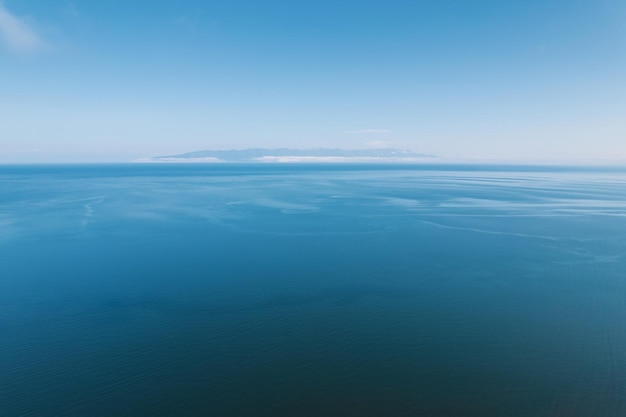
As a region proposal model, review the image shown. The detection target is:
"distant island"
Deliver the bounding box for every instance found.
[148,148,437,163]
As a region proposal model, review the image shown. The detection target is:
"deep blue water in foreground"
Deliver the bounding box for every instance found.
[2,164,626,416]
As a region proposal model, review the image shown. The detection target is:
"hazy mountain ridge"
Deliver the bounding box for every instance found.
[153,148,436,162]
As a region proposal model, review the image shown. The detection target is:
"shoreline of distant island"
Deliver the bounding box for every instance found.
[140,148,438,163]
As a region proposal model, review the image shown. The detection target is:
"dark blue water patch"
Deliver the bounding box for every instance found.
[1,165,626,416]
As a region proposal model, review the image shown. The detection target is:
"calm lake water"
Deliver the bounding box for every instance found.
[2,164,626,416]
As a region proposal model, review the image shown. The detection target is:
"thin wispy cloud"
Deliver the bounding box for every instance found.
[0,2,43,53]
[344,129,391,134]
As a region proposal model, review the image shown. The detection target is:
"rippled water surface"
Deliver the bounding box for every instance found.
[2,164,626,416]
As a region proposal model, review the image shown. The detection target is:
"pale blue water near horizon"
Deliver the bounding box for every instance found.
[2,164,626,416]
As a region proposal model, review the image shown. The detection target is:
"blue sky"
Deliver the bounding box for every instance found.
[0,0,625,162]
